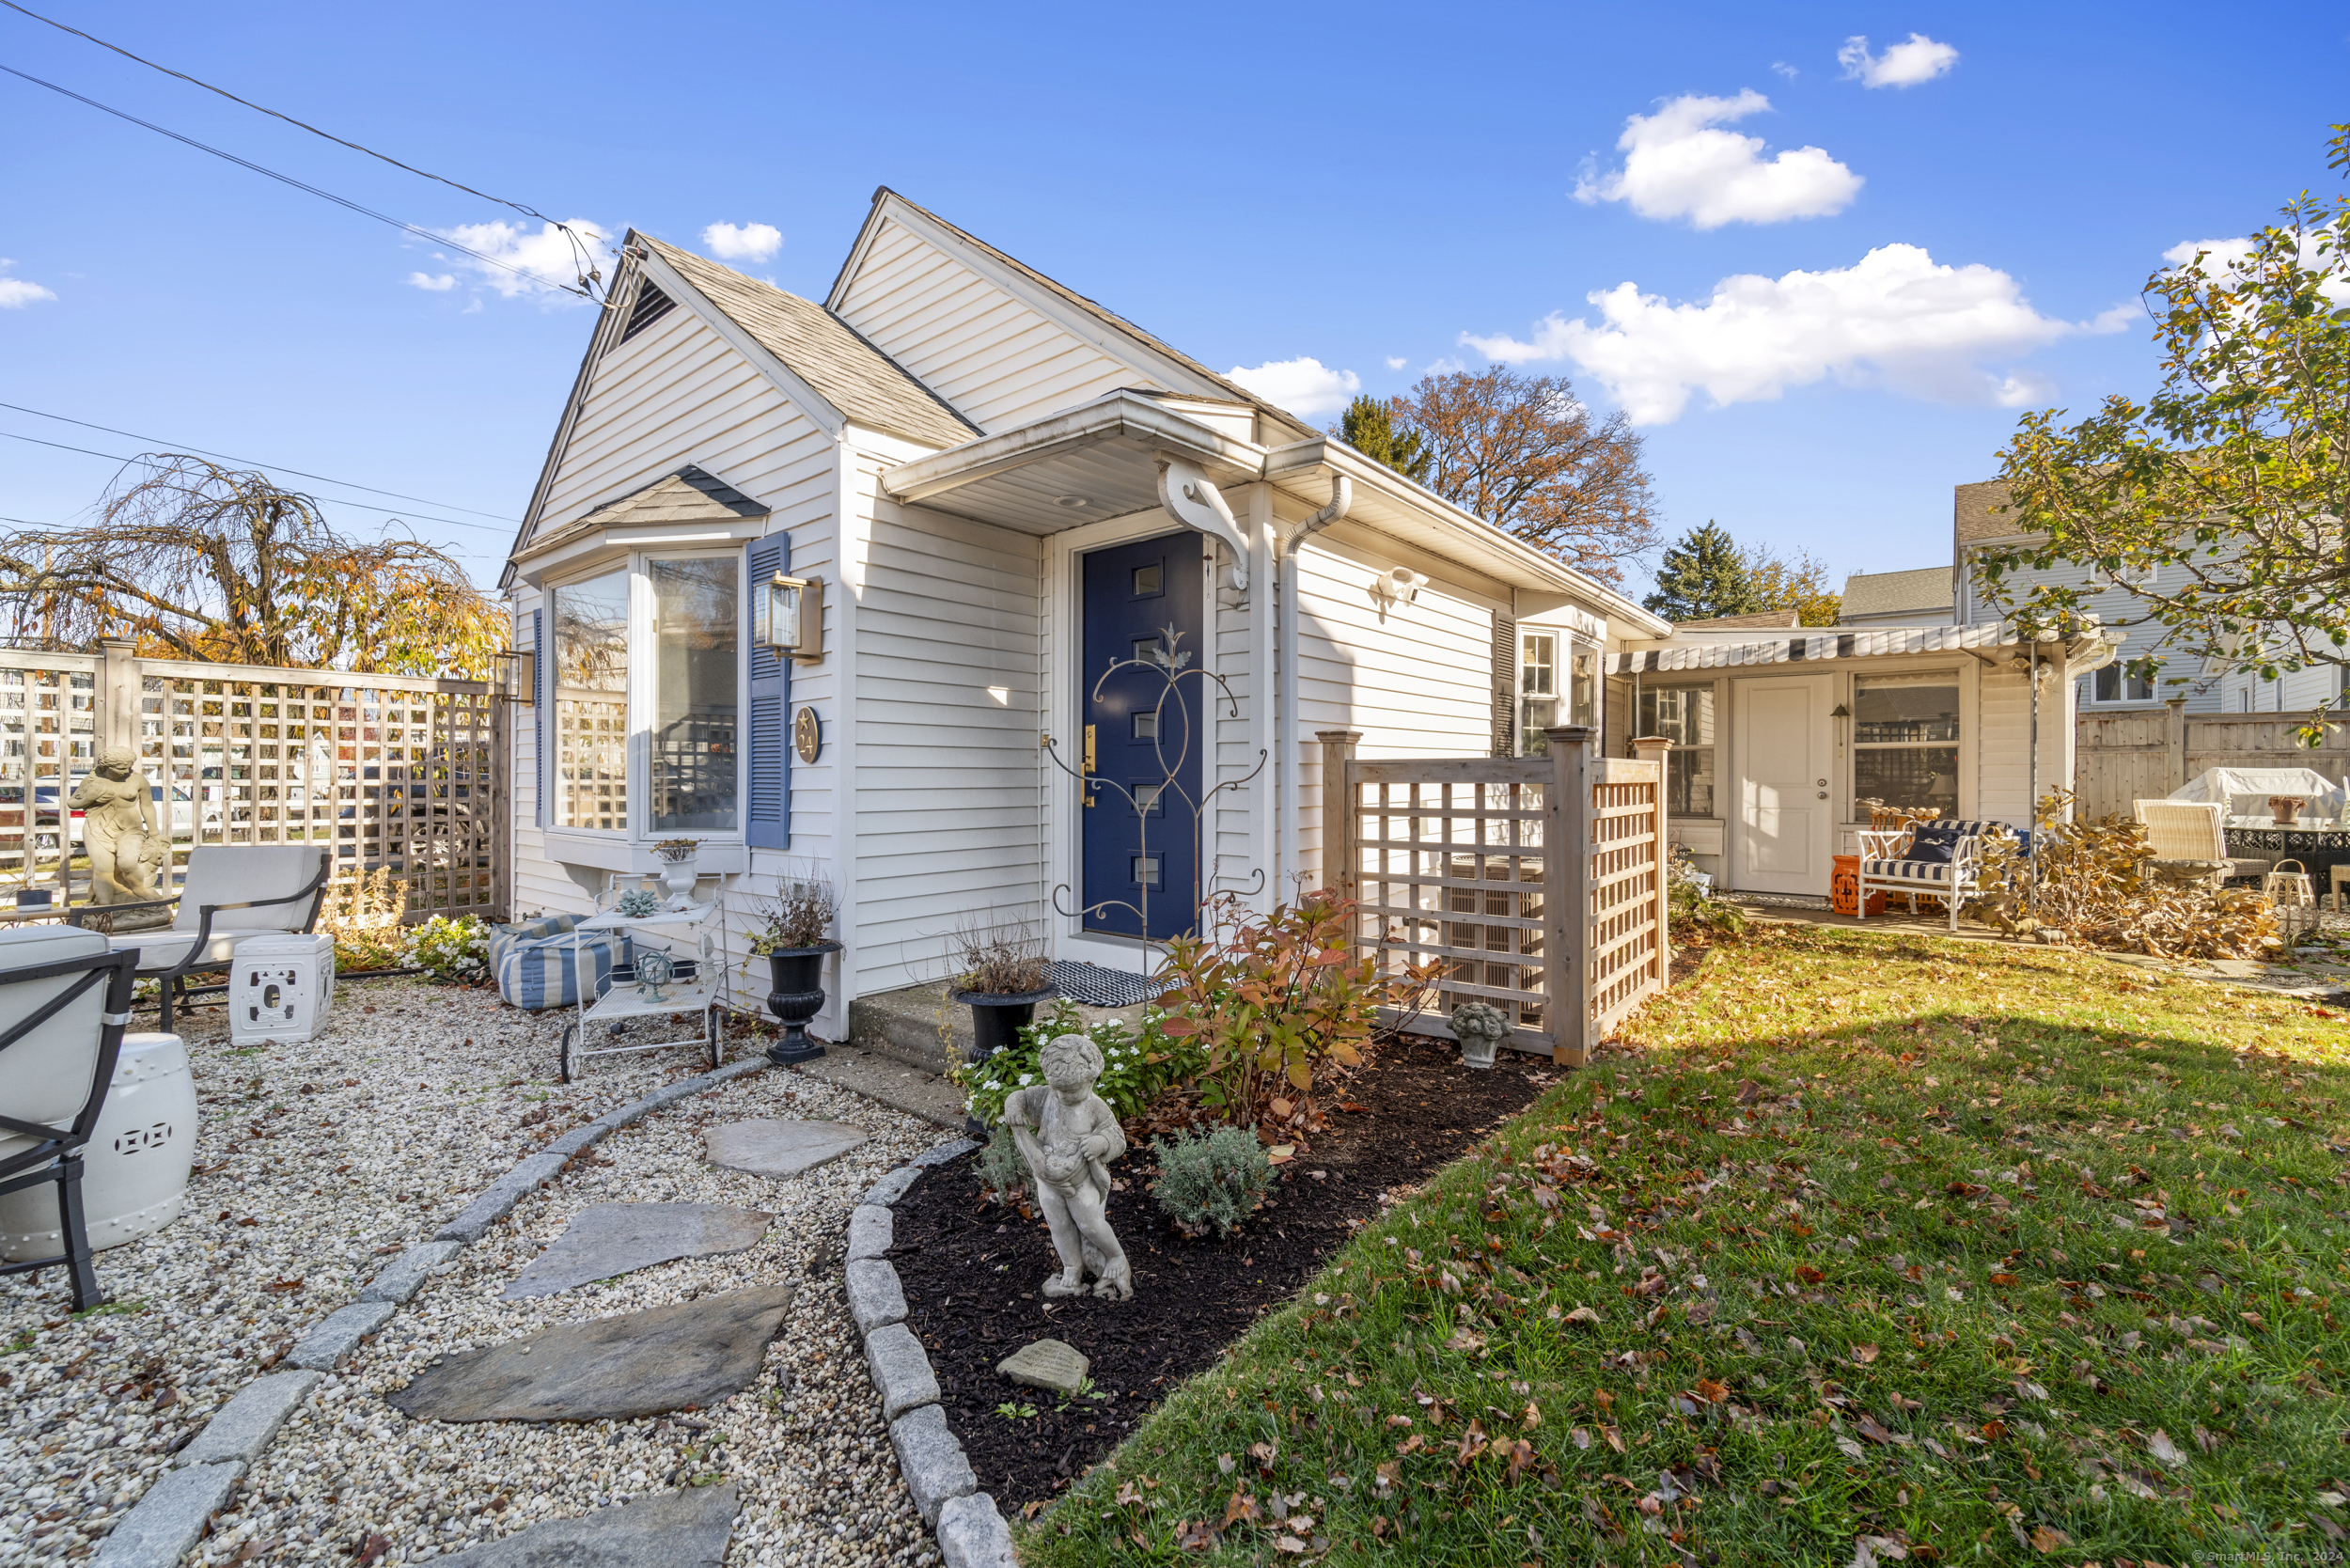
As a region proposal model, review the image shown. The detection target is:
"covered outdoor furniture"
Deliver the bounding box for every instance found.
[2169,766,2348,822]
[0,926,137,1310]
[1856,818,2011,933]
[2134,799,2268,887]
[492,913,631,1012]
[69,845,331,1031]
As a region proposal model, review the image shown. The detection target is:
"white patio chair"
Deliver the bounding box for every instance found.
[2133,800,2267,887]
[1856,819,2008,933]
[0,926,137,1310]
[69,845,330,1031]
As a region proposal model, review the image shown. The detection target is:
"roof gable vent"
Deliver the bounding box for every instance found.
[621,281,676,342]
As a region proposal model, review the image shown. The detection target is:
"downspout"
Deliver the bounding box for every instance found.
[1277,474,1353,897]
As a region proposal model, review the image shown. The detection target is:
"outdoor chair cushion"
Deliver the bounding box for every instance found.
[1862,857,1960,885]
[495,929,629,1012]
[110,927,284,975]
[1904,823,1962,865]
[0,926,114,1165]
[488,913,584,974]
[167,846,329,933]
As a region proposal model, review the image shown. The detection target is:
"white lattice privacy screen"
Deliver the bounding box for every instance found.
[1,646,505,921]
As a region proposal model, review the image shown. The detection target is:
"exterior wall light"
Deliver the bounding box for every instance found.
[495,648,536,704]
[760,572,824,665]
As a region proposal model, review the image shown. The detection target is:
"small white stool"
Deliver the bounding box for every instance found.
[229,932,337,1044]
[0,1032,197,1258]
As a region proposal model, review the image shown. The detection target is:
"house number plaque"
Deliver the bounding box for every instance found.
[793,705,821,763]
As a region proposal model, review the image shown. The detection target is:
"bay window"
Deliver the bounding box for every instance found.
[1852,674,1960,820]
[547,551,744,839]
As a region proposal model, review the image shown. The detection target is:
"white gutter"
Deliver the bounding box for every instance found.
[1277,475,1353,896]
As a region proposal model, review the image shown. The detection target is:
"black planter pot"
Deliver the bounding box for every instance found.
[765,942,842,1066]
[948,985,1058,1137]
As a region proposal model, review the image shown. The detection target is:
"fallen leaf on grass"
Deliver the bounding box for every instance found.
[1274,1536,1308,1555]
[1447,1328,1485,1353]
[1570,1427,1591,1450]
[1795,1265,1825,1284]
[1372,1461,1400,1497]
[1836,1435,1868,1460]
[1174,1520,1216,1551]
[1562,1305,1602,1327]
[2029,1525,2070,1553]
[1849,1344,1879,1365]
[2146,1429,2187,1467]
[1602,1424,1624,1453]
[1248,1440,1277,1468]
[1222,1491,1261,1529]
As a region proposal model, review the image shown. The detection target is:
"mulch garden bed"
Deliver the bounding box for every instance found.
[886,1032,1554,1506]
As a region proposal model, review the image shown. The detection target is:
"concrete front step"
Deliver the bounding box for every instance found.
[846,983,970,1076]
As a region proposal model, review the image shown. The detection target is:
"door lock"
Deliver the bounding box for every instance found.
[1082,724,1097,808]
[1817,791,1829,800]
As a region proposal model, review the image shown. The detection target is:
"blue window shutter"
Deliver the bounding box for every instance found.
[531,608,545,828]
[745,536,791,848]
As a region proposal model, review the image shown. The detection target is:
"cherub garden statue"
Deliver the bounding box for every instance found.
[1002,1034,1135,1300]
[69,745,166,907]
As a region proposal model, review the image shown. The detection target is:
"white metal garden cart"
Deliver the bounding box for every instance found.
[556,898,728,1083]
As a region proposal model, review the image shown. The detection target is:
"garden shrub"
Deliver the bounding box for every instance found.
[1665,847,1746,941]
[316,866,405,972]
[404,914,493,984]
[1149,1125,1271,1237]
[975,1123,1028,1206]
[950,999,1198,1129]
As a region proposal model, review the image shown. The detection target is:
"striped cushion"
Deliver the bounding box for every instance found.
[495,930,629,1012]
[489,913,584,974]
[1862,858,1958,884]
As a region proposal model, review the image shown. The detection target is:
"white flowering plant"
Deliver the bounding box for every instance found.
[404,914,494,984]
[949,999,1200,1129]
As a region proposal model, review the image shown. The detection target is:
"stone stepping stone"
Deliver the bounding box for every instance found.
[439,1482,736,1565]
[501,1202,773,1301]
[704,1118,868,1178]
[387,1287,791,1423]
[997,1338,1089,1396]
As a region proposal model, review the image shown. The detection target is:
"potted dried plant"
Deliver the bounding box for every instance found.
[947,913,1057,1123]
[749,868,839,1065]
[653,838,702,902]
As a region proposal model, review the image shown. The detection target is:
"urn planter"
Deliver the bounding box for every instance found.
[948,984,1058,1136]
[2269,795,2308,828]
[765,942,842,1065]
[658,853,700,902]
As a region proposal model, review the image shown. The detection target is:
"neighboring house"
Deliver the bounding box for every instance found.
[1839,566,1954,628]
[496,189,1666,1033]
[1952,478,2232,713]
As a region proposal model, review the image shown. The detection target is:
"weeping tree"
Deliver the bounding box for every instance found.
[0,454,504,677]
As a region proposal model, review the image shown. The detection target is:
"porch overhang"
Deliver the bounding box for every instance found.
[1609,623,2124,678]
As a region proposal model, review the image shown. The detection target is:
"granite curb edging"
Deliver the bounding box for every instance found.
[843,1136,1022,1567]
[90,1053,771,1568]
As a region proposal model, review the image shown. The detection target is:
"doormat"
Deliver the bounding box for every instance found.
[1730,892,1833,910]
[1048,962,1173,1009]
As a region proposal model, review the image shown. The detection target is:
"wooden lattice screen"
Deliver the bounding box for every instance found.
[1,644,506,923]
[1324,726,1667,1065]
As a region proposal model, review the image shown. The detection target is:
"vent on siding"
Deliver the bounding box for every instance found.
[1491,615,1517,758]
[621,282,676,342]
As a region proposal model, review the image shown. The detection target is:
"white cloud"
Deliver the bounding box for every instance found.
[702,222,783,263]
[1770,61,1799,80]
[0,259,56,308]
[431,219,611,300]
[2163,236,2257,270]
[1463,243,2125,424]
[2164,234,2350,304]
[1574,91,1861,228]
[406,271,458,291]
[1838,33,1959,88]
[1385,355,1407,369]
[1224,356,1362,415]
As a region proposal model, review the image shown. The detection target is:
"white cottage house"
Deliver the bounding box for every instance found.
[497,190,1668,1036]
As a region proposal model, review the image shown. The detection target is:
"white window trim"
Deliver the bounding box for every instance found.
[541,546,750,853]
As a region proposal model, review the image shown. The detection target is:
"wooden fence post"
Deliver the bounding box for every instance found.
[1628,734,1672,980]
[1543,725,1593,1067]
[2165,697,2188,793]
[1316,729,1362,901]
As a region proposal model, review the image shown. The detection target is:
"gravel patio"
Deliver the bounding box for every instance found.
[1,980,943,1566]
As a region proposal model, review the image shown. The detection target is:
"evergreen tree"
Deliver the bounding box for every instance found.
[1643,523,1762,621]
[1336,394,1432,486]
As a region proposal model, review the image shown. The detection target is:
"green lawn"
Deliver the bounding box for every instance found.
[1018,923,2350,1566]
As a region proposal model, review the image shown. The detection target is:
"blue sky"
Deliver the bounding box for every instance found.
[2,0,2343,595]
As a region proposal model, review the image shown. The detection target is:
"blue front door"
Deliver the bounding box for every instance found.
[1080,532,1203,941]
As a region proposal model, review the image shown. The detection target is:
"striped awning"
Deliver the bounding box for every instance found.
[1608,623,2121,676]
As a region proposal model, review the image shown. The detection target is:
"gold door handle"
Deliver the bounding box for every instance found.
[1083,724,1097,808]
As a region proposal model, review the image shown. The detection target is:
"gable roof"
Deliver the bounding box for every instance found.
[513,464,767,563]
[1955,478,2022,545]
[639,235,978,448]
[1673,610,1802,631]
[1841,565,1953,619]
[828,189,1314,441]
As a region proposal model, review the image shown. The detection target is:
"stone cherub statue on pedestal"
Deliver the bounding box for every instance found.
[1002,1034,1134,1300]
[68,745,166,907]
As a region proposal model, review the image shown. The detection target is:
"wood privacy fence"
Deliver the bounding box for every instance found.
[2075,702,2350,819]
[0,641,506,922]
[1321,724,1668,1067]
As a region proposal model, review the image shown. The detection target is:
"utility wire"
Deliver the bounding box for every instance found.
[0,0,603,295]
[0,428,511,539]
[0,400,519,522]
[0,62,596,300]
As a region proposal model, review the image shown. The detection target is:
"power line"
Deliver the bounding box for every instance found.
[0,62,598,301]
[0,428,511,539]
[0,400,519,522]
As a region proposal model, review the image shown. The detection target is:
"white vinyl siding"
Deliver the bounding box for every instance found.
[831,217,1154,433]
[851,471,1046,996]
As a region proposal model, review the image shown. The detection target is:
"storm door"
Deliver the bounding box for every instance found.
[1079,532,1203,940]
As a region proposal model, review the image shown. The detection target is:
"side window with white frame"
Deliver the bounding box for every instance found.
[2090,664,2154,704]
[1852,672,1960,821]
[1519,633,1556,753]
[1637,685,1716,817]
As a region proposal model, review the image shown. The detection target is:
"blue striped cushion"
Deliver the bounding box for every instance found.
[1862,858,1955,884]
[489,913,584,973]
[495,930,629,1011]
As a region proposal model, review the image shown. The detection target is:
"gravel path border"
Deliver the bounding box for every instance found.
[86,1056,771,1568]
[840,1139,1019,1568]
